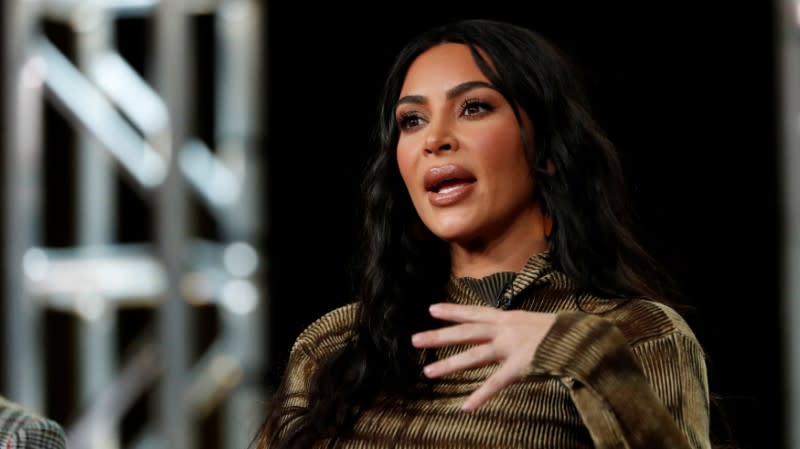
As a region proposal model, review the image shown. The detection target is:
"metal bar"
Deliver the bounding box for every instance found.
[3,2,268,447]
[185,340,243,419]
[73,12,119,446]
[3,0,46,412]
[25,241,239,311]
[179,139,241,213]
[215,0,264,240]
[154,0,193,448]
[780,2,800,448]
[25,244,166,306]
[42,0,219,20]
[37,38,167,191]
[67,337,161,449]
[220,297,266,449]
[89,50,169,138]
[216,1,267,447]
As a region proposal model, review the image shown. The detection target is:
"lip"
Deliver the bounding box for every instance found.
[423,164,476,207]
[423,164,476,191]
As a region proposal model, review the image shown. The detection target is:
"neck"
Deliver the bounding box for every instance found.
[449,205,549,278]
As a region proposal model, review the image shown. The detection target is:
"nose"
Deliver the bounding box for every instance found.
[423,119,457,155]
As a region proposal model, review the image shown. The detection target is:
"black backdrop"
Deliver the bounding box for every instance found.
[264,2,781,449]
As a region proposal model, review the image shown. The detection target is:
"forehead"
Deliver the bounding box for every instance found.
[399,43,490,97]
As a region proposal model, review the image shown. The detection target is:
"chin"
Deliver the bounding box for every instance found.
[418,209,483,242]
[426,222,480,244]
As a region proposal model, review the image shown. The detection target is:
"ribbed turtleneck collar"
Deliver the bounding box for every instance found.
[449,250,555,309]
[458,271,517,306]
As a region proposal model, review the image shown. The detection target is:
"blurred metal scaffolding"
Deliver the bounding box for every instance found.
[2,1,267,449]
[781,1,800,449]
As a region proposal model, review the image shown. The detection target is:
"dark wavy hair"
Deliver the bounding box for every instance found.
[257,18,676,449]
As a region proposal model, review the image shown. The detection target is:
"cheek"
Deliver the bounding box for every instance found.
[396,141,416,189]
[472,126,528,172]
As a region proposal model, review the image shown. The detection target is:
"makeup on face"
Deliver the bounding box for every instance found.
[395,43,539,247]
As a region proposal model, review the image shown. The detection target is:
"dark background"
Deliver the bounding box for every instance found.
[0,1,783,448]
[265,2,781,449]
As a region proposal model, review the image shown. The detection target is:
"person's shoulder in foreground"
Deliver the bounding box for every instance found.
[0,396,68,449]
[290,302,358,362]
[579,292,700,344]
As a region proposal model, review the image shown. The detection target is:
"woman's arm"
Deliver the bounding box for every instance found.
[412,304,711,449]
[258,304,358,448]
[532,311,710,449]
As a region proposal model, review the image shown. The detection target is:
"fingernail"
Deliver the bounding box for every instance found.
[423,365,435,377]
[429,304,441,314]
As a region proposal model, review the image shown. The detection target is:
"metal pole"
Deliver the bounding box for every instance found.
[215,0,264,240]
[780,1,800,449]
[216,1,267,446]
[3,0,46,413]
[155,0,193,448]
[73,3,119,447]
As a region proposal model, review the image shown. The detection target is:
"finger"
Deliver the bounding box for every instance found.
[429,303,504,323]
[422,344,500,378]
[412,323,493,348]
[462,361,522,412]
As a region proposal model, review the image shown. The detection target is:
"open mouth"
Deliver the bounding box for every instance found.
[427,177,477,193]
[424,164,477,193]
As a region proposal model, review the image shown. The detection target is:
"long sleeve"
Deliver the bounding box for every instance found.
[261,304,357,448]
[529,311,711,449]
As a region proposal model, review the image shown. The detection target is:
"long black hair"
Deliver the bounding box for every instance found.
[258,18,674,448]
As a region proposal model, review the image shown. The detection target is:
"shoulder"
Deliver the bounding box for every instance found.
[581,296,699,347]
[290,302,359,363]
[0,398,67,449]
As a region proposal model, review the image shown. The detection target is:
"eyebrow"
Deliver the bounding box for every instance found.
[395,80,497,108]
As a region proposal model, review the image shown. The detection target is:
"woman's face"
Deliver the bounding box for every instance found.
[395,43,538,246]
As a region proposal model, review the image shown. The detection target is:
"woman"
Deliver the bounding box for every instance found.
[257,18,710,449]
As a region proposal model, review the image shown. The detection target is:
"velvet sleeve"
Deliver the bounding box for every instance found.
[530,311,711,449]
[261,304,357,447]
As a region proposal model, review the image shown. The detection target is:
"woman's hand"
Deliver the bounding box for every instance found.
[411,303,557,412]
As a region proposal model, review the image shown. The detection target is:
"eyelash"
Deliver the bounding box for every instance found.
[397,111,422,131]
[395,97,496,131]
[460,97,495,116]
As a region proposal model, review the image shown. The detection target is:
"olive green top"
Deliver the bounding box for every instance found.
[266,251,710,449]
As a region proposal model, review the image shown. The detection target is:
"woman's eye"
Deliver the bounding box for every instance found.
[461,99,494,117]
[397,113,423,130]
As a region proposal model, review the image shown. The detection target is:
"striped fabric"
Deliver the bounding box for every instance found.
[0,397,67,449]
[269,251,711,449]
[459,271,515,308]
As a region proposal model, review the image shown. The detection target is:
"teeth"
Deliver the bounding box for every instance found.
[438,184,462,195]
[434,178,456,193]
